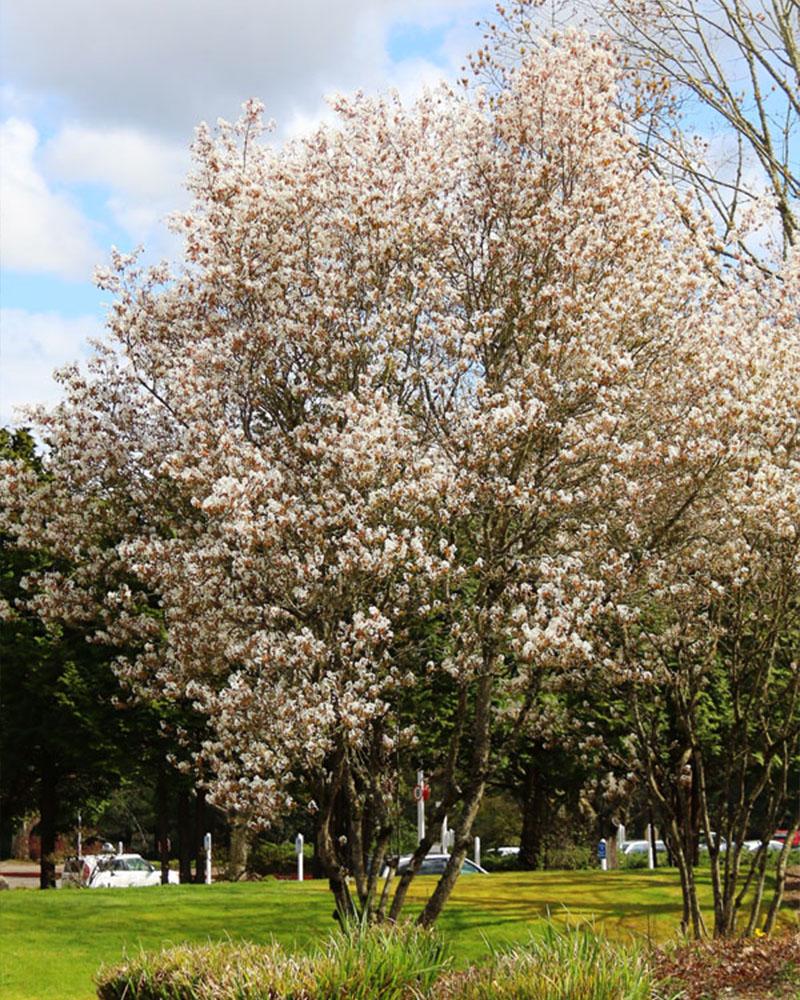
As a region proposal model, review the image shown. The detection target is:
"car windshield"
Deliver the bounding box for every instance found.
[123,857,152,871]
[112,857,151,871]
[409,857,482,875]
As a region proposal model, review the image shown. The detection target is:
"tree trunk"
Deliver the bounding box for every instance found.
[763,820,799,933]
[157,760,170,884]
[11,813,39,861]
[194,786,206,883]
[226,818,251,882]
[388,800,452,922]
[607,827,618,870]
[38,757,57,890]
[177,786,193,884]
[518,762,546,869]
[314,752,357,924]
[316,819,356,923]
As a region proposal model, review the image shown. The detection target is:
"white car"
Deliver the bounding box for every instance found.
[62,852,178,887]
[622,839,666,856]
[742,839,784,854]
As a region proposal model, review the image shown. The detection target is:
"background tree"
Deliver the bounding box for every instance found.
[474,0,799,267]
[0,429,139,886]
[0,428,217,887]
[597,256,800,937]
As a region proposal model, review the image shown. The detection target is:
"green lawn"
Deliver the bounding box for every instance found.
[2,870,796,1000]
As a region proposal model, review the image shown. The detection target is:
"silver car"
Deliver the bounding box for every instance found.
[391,853,488,875]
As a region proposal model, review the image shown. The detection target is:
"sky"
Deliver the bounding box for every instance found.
[0,0,494,426]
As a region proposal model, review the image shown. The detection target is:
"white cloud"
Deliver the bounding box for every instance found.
[44,125,188,202]
[0,308,103,425]
[0,118,101,280]
[1,0,485,140]
[43,124,190,254]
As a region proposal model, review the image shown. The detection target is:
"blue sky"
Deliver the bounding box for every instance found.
[0,0,492,424]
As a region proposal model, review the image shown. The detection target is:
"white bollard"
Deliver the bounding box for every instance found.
[474,836,481,868]
[647,824,655,870]
[416,770,426,843]
[204,832,212,884]
[598,838,608,871]
[295,833,304,882]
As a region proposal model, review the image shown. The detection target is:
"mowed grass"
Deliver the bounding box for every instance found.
[2,869,796,1000]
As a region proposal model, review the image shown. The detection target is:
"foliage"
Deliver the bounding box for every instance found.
[95,919,678,1000]
[481,844,597,872]
[249,839,313,877]
[0,429,142,877]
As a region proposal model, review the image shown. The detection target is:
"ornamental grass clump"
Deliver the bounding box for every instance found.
[312,922,450,999]
[95,923,449,1000]
[95,941,315,1000]
[431,921,670,1000]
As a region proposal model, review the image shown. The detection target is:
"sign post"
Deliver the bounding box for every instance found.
[204,832,212,884]
[295,833,304,882]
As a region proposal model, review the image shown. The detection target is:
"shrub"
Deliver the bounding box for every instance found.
[96,922,449,1000]
[248,840,312,877]
[480,852,523,873]
[541,844,595,871]
[482,844,596,872]
[619,852,650,870]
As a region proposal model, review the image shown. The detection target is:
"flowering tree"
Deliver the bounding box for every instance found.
[3,32,785,927]
[598,254,800,937]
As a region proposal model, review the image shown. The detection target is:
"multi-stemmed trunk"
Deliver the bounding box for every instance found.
[418,670,494,928]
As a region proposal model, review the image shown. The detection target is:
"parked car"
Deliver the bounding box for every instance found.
[621,839,666,856]
[492,846,520,857]
[742,839,786,854]
[700,835,785,854]
[61,852,178,887]
[387,853,488,876]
